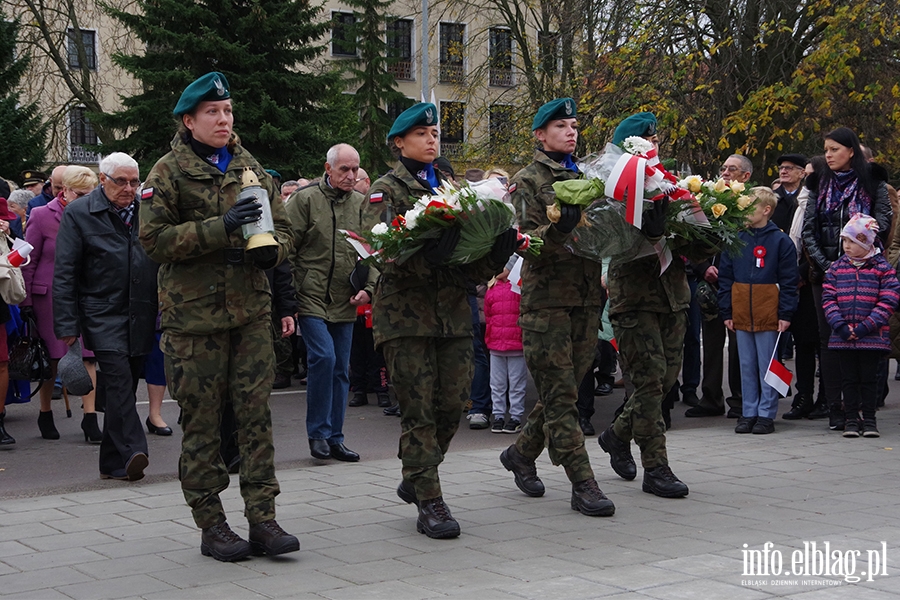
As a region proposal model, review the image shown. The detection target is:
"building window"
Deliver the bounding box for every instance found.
[440,101,464,156]
[332,12,357,57]
[439,23,465,83]
[386,18,414,81]
[489,28,513,87]
[489,104,513,149]
[69,107,100,163]
[67,28,97,71]
[538,30,561,74]
[387,97,416,122]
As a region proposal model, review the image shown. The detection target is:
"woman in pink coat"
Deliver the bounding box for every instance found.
[484,264,528,434]
[21,166,100,442]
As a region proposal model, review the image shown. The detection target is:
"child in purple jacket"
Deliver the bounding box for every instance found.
[823,214,900,438]
[484,266,527,434]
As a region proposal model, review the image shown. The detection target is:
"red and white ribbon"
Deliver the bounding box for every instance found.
[606,152,648,229]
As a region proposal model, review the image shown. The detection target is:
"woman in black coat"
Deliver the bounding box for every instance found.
[801,127,892,430]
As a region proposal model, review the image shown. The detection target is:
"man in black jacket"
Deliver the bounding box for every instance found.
[54,152,159,481]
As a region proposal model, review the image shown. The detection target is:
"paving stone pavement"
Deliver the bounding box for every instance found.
[1,409,899,599]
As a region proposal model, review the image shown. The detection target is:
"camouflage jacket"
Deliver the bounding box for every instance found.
[139,134,293,335]
[362,162,498,346]
[607,251,690,315]
[285,177,377,323]
[511,151,605,313]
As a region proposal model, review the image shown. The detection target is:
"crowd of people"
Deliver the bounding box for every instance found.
[0,71,897,560]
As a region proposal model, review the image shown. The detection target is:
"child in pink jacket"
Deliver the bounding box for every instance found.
[484,268,528,433]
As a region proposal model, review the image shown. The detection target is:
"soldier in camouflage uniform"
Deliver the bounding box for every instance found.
[499,98,615,517]
[597,112,690,498]
[140,72,300,562]
[362,103,517,538]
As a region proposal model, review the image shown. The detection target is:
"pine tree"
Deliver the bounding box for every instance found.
[96,0,358,178]
[0,13,48,181]
[342,0,408,174]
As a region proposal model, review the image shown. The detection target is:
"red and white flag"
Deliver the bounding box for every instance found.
[764,332,792,396]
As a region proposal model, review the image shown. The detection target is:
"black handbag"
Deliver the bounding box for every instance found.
[8,315,52,393]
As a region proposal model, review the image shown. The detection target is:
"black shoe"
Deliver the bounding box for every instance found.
[681,391,701,407]
[0,413,14,447]
[598,426,636,481]
[571,478,615,516]
[201,521,252,562]
[734,417,756,433]
[272,374,291,390]
[594,383,614,396]
[376,392,392,407]
[726,408,741,419]
[100,469,129,480]
[579,418,595,436]
[383,404,401,417]
[38,410,60,440]
[145,417,173,436]
[397,480,419,507]
[807,399,829,420]
[751,417,775,434]
[862,419,880,438]
[642,465,689,498]
[248,519,299,556]
[81,413,102,443]
[782,394,813,420]
[685,405,725,417]
[416,497,460,539]
[842,419,861,438]
[349,392,368,407]
[125,452,148,481]
[829,410,845,431]
[329,442,360,462]
[293,368,308,381]
[309,439,331,459]
[499,445,545,497]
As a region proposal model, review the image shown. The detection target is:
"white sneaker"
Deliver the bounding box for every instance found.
[467,413,489,429]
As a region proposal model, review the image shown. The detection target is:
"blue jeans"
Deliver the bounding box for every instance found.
[468,294,491,416]
[735,330,780,420]
[298,317,353,443]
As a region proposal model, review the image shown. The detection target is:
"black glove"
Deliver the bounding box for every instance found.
[553,204,582,234]
[248,245,279,270]
[223,196,262,234]
[641,196,669,239]
[489,228,523,265]
[422,227,461,266]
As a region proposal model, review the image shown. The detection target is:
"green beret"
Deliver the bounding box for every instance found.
[387,103,438,142]
[531,98,577,130]
[265,169,282,179]
[173,72,231,116]
[612,112,657,144]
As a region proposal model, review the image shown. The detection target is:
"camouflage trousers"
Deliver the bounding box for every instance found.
[162,316,280,529]
[516,306,598,483]
[611,309,686,468]
[382,336,473,501]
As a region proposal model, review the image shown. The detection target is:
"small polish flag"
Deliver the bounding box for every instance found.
[764,333,792,396]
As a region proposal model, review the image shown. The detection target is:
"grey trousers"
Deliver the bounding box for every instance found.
[489,352,528,420]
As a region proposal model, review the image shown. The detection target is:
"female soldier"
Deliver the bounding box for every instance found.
[363,103,516,539]
[140,72,298,562]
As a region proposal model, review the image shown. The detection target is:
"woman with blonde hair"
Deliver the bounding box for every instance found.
[21,165,100,441]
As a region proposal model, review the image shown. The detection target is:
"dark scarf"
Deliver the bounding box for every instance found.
[819,169,871,219]
[190,138,233,173]
[541,149,580,173]
[399,156,440,192]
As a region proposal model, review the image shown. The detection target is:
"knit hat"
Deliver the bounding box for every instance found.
[58,340,94,396]
[840,213,879,257]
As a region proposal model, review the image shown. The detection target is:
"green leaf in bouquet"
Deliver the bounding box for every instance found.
[447,199,517,265]
[551,178,605,206]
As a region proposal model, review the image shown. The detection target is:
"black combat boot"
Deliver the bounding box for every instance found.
[248,519,300,556]
[782,394,813,420]
[571,478,615,516]
[376,392,392,407]
[416,497,460,539]
[642,465,689,498]
[598,426,636,480]
[201,521,252,562]
[499,445,545,497]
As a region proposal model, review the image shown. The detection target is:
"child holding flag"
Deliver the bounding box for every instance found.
[822,214,900,438]
[718,187,798,434]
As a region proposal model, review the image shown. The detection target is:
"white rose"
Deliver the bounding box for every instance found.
[405,207,423,229]
[371,222,388,235]
[622,136,655,155]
